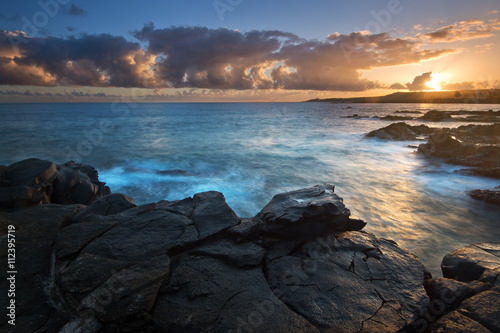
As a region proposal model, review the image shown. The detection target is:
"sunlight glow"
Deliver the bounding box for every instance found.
[425,72,446,91]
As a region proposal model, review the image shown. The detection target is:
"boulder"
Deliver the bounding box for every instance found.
[441,242,500,286]
[430,310,491,333]
[52,161,111,205]
[0,158,110,208]
[255,184,366,238]
[0,158,57,208]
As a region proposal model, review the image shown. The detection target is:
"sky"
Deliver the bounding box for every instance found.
[0,0,499,102]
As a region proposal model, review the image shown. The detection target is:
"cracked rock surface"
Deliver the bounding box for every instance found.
[3,161,486,332]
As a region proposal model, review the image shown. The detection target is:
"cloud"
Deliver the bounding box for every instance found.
[441,81,475,90]
[0,25,456,92]
[0,30,155,87]
[406,72,432,91]
[65,4,87,17]
[389,83,406,90]
[423,19,500,42]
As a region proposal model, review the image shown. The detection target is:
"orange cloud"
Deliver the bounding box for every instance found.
[422,19,500,43]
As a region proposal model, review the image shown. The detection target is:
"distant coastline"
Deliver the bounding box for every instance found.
[306,89,500,104]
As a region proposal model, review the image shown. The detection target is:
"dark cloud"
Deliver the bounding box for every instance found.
[65,4,87,17]
[406,72,432,91]
[66,26,77,32]
[0,30,152,87]
[0,25,455,91]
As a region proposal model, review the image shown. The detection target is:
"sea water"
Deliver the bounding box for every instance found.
[1,102,499,275]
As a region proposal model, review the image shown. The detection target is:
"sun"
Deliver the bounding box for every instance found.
[425,72,446,91]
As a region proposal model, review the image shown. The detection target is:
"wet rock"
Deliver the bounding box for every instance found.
[424,277,490,311]
[265,231,429,332]
[418,134,500,177]
[52,161,111,205]
[457,288,500,332]
[420,110,453,121]
[469,188,500,206]
[366,122,441,140]
[430,310,491,333]
[152,255,318,332]
[255,184,366,238]
[441,242,500,285]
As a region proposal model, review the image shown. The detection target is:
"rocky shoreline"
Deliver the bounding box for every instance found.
[364,109,500,206]
[1,158,499,332]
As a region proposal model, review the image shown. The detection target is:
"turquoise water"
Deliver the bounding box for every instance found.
[1,102,499,275]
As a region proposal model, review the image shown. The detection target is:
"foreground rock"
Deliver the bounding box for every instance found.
[423,242,500,333]
[0,158,110,209]
[0,161,434,333]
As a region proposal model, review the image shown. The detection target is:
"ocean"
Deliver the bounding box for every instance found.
[1,102,498,275]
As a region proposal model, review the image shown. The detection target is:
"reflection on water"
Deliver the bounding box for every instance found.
[0,102,499,276]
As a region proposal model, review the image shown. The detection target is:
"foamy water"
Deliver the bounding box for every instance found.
[1,102,499,275]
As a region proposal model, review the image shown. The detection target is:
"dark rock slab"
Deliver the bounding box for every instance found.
[189,238,265,267]
[74,193,136,218]
[265,231,430,332]
[152,255,318,332]
[55,220,118,259]
[57,253,129,294]
[79,255,170,329]
[255,184,366,238]
[191,191,240,239]
[0,204,84,332]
